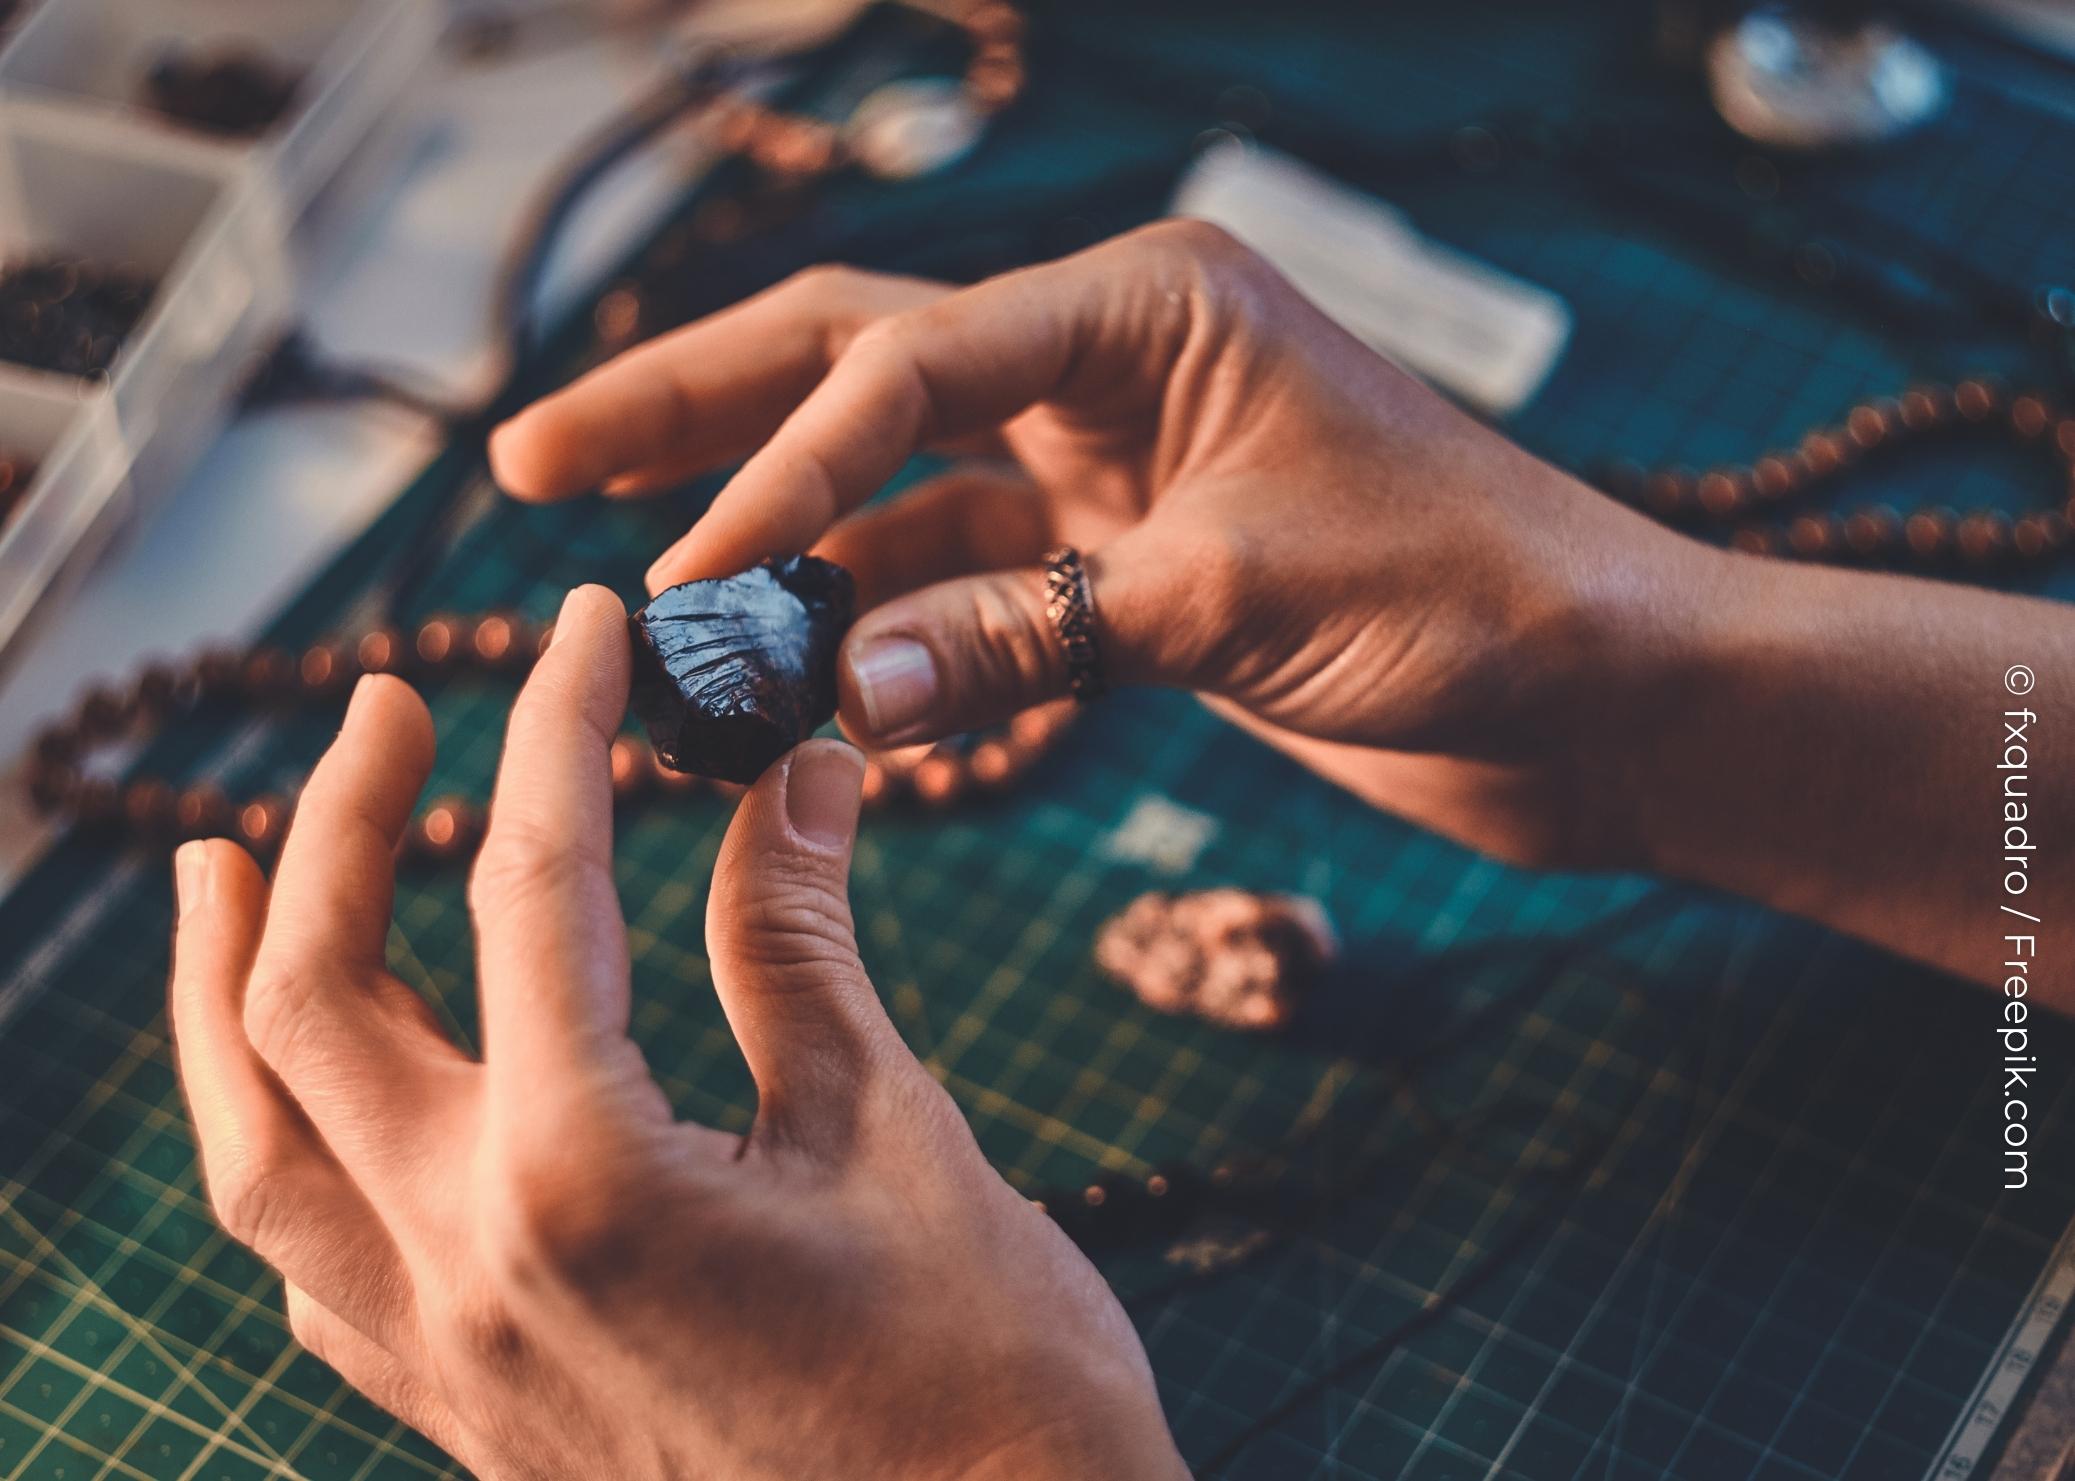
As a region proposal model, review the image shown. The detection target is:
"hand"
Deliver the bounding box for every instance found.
[168,586,1186,1481]
[490,220,1713,870]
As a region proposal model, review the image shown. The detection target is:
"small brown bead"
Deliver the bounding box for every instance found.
[1730,528,1780,557]
[123,778,178,833]
[966,1,1025,44]
[1696,470,1747,518]
[609,737,652,799]
[1899,386,1952,430]
[1843,507,1899,557]
[1786,514,1838,559]
[593,287,643,346]
[174,783,232,838]
[238,795,290,853]
[355,628,408,676]
[1956,511,2012,563]
[470,612,531,669]
[912,753,967,806]
[966,54,1025,111]
[753,120,841,179]
[1905,508,1955,558]
[2056,419,2075,464]
[2013,514,2062,560]
[1642,469,1690,515]
[1955,378,1999,422]
[967,738,1022,789]
[243,646,298,699]
[415,616,472,667]
[77,682,131,739]
[1009,701,1073,753]
[1845,402,1892,450]
[860,756,895,808]
[2011,395,2051,440]
[409,797,481,861]
[299,642,354,696]
[1797,432,1849,478]
[1751,456,1797,500]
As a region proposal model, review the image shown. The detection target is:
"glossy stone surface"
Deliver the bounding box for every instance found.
[628,557,855,784]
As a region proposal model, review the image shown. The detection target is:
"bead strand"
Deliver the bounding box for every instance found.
[23,613,1075,863]
[1596,378,2075,570]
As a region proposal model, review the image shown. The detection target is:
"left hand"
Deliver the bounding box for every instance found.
[168,584,1185,1481]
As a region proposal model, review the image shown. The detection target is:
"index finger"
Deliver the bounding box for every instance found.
[641,226,1182,593]
[488,267,947,503]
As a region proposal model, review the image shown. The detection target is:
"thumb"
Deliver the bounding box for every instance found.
[835,540,1175,748]
[705,739,900,1155]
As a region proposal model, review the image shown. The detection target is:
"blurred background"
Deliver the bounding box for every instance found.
[0,2,2073,1478]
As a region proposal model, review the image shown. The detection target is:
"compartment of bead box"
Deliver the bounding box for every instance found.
[0,0,437,225]
[0,104,289,659]
[0,374,130,660]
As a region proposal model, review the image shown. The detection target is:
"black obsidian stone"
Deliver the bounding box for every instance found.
[628,557,855,784]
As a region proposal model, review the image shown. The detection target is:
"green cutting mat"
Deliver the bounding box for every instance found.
[4,4,2075,1477]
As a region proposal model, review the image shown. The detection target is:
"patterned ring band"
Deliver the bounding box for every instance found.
[1041,545,1107,702]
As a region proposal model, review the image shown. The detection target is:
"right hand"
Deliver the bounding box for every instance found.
[490,220,1720,870]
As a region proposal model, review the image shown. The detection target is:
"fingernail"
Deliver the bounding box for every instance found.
[173,842,208,920]
[785,742,865,850]
[344,672,377,723]
[846,636,938,740]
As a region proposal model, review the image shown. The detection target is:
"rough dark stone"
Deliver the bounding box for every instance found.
[628,556,855,784]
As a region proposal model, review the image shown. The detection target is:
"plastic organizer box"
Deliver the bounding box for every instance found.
[0,0,437,661]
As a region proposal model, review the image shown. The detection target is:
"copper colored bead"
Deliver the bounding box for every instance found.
[912,752,967,806]
[1955,378,1999,422]
[1696,470,1746,518]
[1751,456,1797,500]
[410,797,480,860]
[299,642,354,696]
[1957,511,2012,563]
[1730,528,1779,557]
[1797,432,1849,478]
[123,778,177,833]
[1642,469,1690,515]
[860,756,895,807]
[966,1,1024,44]
[1843,507,1899,557]
[355,627,408,676]
[754,120,841,179]
[1899,386,1951,430]
[243,646,297,699]
[2013,514,2064,560]
[1009,701,1072,752]
[238,795,290,853]
[470,612,531,669]
[1905,509,1955,559]
[174,783,232,838]
[609,736,652,799]
[966,54,1025,111]
[593,287,643,346]
[415,616,471,668]
[2055,419,2075,464]
[1845,402,1892,451]
[2011,395,2051,440]
[1786,514,1838,559]
[967,738,1021,789]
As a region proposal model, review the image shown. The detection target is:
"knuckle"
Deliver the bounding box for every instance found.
[468,822,588,921]
[432,1283,533,1372]
[719,879,860,979]
[479,1153,630,1301]
[241,960,322,1078]
[1146,216,1258,273]
[211,1154,296,1253]
[786,261,869,307]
